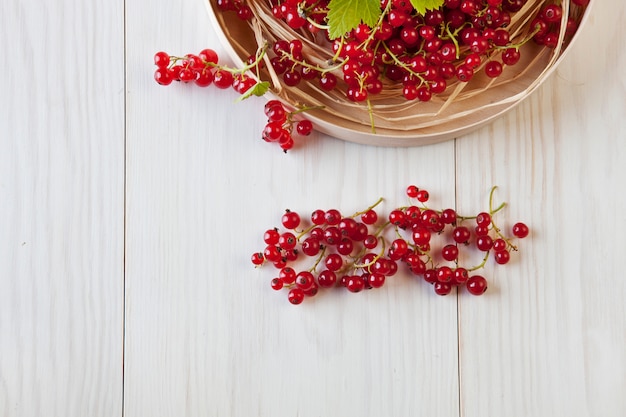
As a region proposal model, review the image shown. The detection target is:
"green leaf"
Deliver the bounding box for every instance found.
[409,0,445,15]
[326,0,381,39]
[236,81,270,102]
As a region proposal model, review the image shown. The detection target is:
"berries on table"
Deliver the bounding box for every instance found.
[251,185,529,304]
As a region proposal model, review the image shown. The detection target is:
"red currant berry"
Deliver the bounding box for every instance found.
[281,210,301,229]
[154,51,170,68]
[346,276,365,293]
[368,273,386,288]
[412,227,431,246]
[494,250,510,264]
[324,209,342,225]
[301,237,321,256]
[441,244,459,261]
[416,189,429,203]
[437,266,453,283]
[360,209,378,225]
[453,226,471,244]
[270,278,283,290]
[325,253,344,272]
[441,208,457,224]
[317,270,337,288]
[389,209,407,227]
[485,61,503,78]
[466,275,488,295]
[288,288,305,304]
[434,282,453,296]
[198,48,219,65]
[296,271,315,291]
[278,232,297,250]
[251,252,264,265]
[476,235,494,251]
[492,238,507,252]
[453,268,469,285]
[213,69,233,89]
[406,185,419,198]
[154,68,173,85]
[279,267,297,284]
[512,222,529,238]
[296,120,313,136]
[475,212,492,227]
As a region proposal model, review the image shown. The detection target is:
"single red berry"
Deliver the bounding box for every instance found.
[512,222,529,238]
[412,227,431,246]
[494,250,510,264]
[389,209,407,227]
[493,238,507,252]
[476,235,494,251]
[466,275,488,295]
[324,253,344,272]
[251,252,264,265]
[324,209,342,225]
[263,245,282,263]
[317,270,337,288]
[360,209,378,225]
[270,278,283,290]
[263,228,280,245]
[406,185,419,198]
[423,269,437,284]
[453,268,469,285]
[441,208,457,224]
[288,288,305,304]
[368,273,386,288]
[441,244,459,261]
[416,189,429,203]
[154,51,170,68]
[453,226,471,244]
[301,237,321,256]
[278,232,297,250]
[346,276,365,293]
[281,210,301,229]
[279,267,297,284]
[198,48,219,65]
[475,212,492,227]
[296,271,315,291]
[437,266,453,283]
[154,68,173,85]
[311,209,326,225]
[213,69,233,89]
[296,120,313,136]
[434,282,453,296]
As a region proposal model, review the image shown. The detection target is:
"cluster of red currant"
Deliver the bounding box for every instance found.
[263,100,314,151]
[153,48,261,93]
[153,48,316,151]
[251,185,529,305]
[216,0,588,104]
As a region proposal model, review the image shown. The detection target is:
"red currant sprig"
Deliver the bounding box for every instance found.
[262,99,319,152]
[153,46,270,99]
[251,185,529,304]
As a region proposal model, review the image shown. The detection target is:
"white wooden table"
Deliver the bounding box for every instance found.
[1,1,624,416]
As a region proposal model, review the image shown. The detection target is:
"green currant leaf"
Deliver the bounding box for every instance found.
[326,0,381,39]
[236,81,270,102]
[409,0,445,15]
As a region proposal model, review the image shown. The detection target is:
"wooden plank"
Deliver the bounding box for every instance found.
[455,2,626,416]
[124,1,459,416]
[0,1,125,416]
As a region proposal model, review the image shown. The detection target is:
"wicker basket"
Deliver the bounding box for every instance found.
[205,0,592,146]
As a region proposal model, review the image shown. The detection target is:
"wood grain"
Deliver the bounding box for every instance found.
[0,1,125,416]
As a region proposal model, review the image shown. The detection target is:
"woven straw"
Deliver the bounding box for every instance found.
[206,0,590,145]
